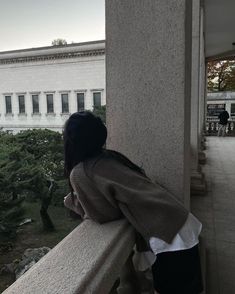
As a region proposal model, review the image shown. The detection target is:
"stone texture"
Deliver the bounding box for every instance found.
[106,0,192,206]
[191,137,235,294]
[2,220,135,294]
[198,7,206,142]
[190,0,201,171]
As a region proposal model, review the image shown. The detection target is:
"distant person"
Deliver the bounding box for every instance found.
[63,111,203,294]
[218,110,229,137]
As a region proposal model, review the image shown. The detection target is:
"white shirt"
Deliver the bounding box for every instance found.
[133,213,202,271]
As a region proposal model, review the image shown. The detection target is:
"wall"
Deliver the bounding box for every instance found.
[0,45,105,133]
[106,0,192,206]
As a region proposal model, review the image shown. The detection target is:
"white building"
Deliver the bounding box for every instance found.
[0,40,105,133]
[207,91,235,119]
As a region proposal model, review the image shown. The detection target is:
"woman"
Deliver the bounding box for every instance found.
[63,111,203,294]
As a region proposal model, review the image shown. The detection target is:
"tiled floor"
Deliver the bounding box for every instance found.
[191,137,235,294]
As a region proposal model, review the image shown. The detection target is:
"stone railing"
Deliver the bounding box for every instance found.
[206,119,235,136]
[2,219,146,294]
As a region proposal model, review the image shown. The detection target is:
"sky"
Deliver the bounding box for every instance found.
[0,0,105,52]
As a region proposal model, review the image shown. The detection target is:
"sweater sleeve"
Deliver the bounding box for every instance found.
[90,157,188,243]
[64,192,85,218]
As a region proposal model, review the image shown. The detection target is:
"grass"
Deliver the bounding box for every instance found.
[0,201,81,293]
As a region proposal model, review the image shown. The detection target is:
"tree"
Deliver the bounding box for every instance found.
[0,132,26,241]
[92,105,106,124]
[51,38,67,46]
[15,129,66,230]
[0,198,25,242]
[207,60,235,92]
[0,129,68,231]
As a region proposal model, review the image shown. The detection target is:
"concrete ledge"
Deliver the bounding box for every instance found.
[191,171,207,196]
[3,220,135,294]
[198,151,206,165]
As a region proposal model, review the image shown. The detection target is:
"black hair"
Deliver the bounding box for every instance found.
[63,111,107,177]
[63,111,146,195]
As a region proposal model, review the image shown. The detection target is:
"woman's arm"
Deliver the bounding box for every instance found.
[64,192,85,218]
[89,157,188,243]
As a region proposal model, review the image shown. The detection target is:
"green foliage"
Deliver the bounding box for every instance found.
[207,60,235,92]
[51,38,67,46]
[92,105,106,124]
[0,129,65,200]
[0,129,68,233]
[0,198,25,241]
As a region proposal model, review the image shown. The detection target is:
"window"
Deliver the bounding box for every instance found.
[18,95,25,114]
[5,96,12,114]
[93,92,101,108]
[61,93,69,113]
[231,104,235,116]
[32,95,39,114]
[77,93,85,111]
[207,104,225,117]
[46,94,54,113]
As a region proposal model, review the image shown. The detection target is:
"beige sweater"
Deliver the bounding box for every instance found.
[66,153,189,244]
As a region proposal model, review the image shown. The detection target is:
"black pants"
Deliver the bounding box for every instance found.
[151,245,203,294]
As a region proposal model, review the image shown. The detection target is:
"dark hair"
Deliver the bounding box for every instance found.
[63,111,107,177]
[63,111,146,193]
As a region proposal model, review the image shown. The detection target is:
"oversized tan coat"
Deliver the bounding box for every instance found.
[65,153,189,244]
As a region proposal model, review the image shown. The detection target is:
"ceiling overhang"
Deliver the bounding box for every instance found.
[205,0,235,61]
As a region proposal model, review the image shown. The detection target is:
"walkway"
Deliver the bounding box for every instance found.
[191,137,235,294]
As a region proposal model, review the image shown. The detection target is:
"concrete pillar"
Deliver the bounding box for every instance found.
[197,5,207,168]
[106,0,192,208]
[190,0,206,196]
[198,6,206,144]
[191,0,201,172]
[226,101,231,115]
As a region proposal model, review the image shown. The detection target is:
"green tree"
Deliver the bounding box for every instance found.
[0,198,25,242]
[207,60,235,92]
[0,129,68,231]
[92,105,106,124]
[0,132,26,241]
[51,38,67,46]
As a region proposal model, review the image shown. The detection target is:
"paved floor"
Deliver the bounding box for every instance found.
[191,137,235,294]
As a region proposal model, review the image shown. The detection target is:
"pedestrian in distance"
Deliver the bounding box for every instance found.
[218,110,229,137]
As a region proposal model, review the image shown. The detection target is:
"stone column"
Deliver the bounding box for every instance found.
[191,0,201,172]
[190,0,206,195]
[106,0,193,207]
[198,6,207,165]
[198,6,206,144]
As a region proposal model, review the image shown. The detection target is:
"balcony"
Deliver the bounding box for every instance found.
[2,137,235,294]
[192,137,235,293]
[2,220,139,294]
[206,119,235,136]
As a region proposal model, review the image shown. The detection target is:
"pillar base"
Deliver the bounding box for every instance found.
[198,151,206,165]
[200,134,207,150]
[191,170,207,196]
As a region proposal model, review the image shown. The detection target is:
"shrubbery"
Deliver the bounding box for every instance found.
[0,129,69,236]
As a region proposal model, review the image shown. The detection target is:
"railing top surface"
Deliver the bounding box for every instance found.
[3,219,135,294]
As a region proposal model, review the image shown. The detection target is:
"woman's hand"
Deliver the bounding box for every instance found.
[64,193,85,218]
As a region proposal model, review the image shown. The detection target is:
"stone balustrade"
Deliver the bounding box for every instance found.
[2,219,138,294]
[206,119,235,136]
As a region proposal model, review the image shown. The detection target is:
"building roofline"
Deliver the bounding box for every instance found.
[0,40,105,65]
[0,40,105,55]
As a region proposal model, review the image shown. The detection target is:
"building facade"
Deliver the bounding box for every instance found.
[207,91,235,119]
[0,40,105,133]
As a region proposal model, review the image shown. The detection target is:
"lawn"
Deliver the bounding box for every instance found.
[0,201,81,292]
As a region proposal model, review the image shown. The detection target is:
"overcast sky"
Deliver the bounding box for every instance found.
[0,0,105,52]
